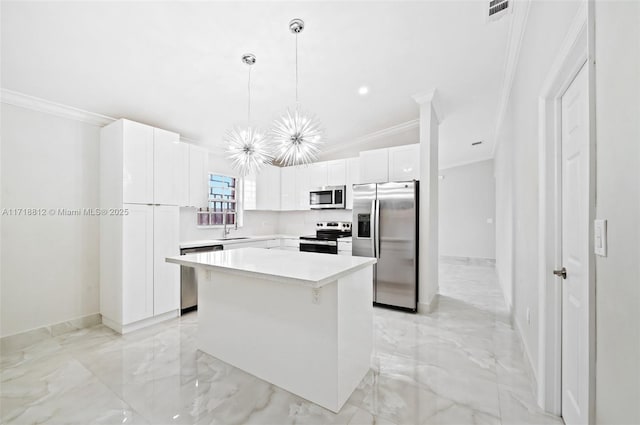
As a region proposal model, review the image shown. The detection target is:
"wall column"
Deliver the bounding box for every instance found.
[413,90,440,313]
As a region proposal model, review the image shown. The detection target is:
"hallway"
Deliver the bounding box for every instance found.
[1,262,561,424]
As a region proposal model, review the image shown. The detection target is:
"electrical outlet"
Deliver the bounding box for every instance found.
[526,308,531,325]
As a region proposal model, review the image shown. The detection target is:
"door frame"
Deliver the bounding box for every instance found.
[537,2,595,421]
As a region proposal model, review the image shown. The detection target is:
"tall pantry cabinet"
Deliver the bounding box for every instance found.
[100,119,180,334]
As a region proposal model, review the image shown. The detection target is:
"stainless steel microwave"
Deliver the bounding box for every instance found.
[310,185,346,209]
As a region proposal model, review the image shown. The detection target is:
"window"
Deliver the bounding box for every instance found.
[196,173,242,227]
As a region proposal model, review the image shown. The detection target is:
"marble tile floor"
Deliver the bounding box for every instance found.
[1,263,564,425]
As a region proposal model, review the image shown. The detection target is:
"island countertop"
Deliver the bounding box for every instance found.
[166,247,376,288]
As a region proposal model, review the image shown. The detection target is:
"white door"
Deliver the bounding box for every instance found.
[560,63,590,425]
[153,205,180,315]
[153,128,181,205]
[309,162,328,189]
[188,145,208,208]
[122,204,154,324]
[122,120,154,204]
[295,165,311,210]
[280,166,296,211]
[346,157,360,210]
[327,159,346,186]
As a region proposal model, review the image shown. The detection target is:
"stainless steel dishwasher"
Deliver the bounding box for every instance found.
[180,244,223,314]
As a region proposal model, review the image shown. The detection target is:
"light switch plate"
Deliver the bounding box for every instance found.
[594,219,607,257]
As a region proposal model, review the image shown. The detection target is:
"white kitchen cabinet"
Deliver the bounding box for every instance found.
[309,162,328,190]
[327,159,347,187]
[245,165,281,211]
[223,240,270,250]
[100,118,182,334]
[346,157,360,210]
[188,145,209,208]
[153,205,180,316]
[338,239,353,256]
[280,238,300,251]
[388,144,420,181]
[121,204,154,324]
[280,166,297,211]
[359,148,389,183]
[176,142,190,207]
[295,166,311,210]
[122,120,154,204]
[153,128,182,205]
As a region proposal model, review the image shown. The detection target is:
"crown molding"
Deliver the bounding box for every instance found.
[492,0,532,157]
[412,89,442,123]
[1,88,116,127]
[321,118,419,156]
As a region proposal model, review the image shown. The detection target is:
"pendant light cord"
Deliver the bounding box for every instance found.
[295,33,299,103]
[247,65,252,125]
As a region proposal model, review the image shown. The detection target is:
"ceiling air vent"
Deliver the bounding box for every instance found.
[488,0,511,22]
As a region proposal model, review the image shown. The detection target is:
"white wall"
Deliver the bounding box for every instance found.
[439,159,495,259]
[318,126,418,162]
[1,105,100,337]
[493,0,583,377]
[593,2,640,423]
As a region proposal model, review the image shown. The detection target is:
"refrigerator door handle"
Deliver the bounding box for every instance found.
[375,199,381,259]
[370,199,377,258]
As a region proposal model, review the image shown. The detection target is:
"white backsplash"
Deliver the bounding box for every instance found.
[179,208,353,241]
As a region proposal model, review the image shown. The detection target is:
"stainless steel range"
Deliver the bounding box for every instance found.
[299,221,352,255]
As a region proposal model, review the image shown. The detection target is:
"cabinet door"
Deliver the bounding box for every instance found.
[308,162,328,189]
[359,148,389,183]
[122,204,154,324]
[122,120,154,204]
[176,142,190,207]
[295,165,311,210]
[388,144,420,181]
[153,128,181,205]
[280,166,296,211]
[153,205,180,315]
[327,159,347,186]
[346,157,360,210]
[188,145,209,208]
[253,165,281,211]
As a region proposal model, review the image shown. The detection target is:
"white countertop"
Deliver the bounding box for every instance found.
[179,234,299,249]
[166,247,376,288]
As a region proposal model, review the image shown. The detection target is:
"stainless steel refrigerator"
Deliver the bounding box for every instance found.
[352,181,419,312]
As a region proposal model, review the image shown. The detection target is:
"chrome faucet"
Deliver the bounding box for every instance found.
[222,209,237,239]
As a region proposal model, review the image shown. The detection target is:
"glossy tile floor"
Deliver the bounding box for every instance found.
[1,262,563,425]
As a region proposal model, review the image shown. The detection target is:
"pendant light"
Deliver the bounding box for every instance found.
[271,18,325,166]
[225,53,273,176]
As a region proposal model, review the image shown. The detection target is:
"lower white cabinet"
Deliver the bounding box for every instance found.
[338,240,353,256]
[223,240,270,250]
[102,204,180,333]
[121,204,154,324]
[153,205,180,315]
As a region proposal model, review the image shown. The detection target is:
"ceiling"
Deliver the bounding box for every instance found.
[1,1,511,168]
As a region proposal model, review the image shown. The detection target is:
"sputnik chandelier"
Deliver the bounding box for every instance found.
[271,18,325,166]
[225,53,273,176]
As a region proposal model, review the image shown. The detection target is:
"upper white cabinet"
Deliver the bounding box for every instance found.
[359,144,420,184]
[309,162,328,189]
[346,158,360,210]
[295,165,311,210]
[388,144,420,181]
[359,148,389,184]
[153,128,182,206]
[121,120,154,204]
[188,145,209,208]
[327,160,347,187]
[245,165,281,211]
[280,166,297,211]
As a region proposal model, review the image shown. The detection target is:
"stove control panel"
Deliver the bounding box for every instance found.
[316,221,352,231]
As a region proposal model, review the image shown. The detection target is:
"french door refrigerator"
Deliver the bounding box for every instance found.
[352,181,419,312]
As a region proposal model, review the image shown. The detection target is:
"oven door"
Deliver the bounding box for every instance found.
[309,190,335,209]
[299,240,338,254]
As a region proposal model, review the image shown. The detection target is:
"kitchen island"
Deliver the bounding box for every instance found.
[166,248,376,412]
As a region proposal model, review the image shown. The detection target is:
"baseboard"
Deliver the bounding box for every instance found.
[439,255,496,266]
[0,313,102,354]
[418,293,440,314]
[102,310,179,335]
[513,317,539,397]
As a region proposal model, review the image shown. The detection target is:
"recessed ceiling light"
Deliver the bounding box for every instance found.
[358,86,369,95]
